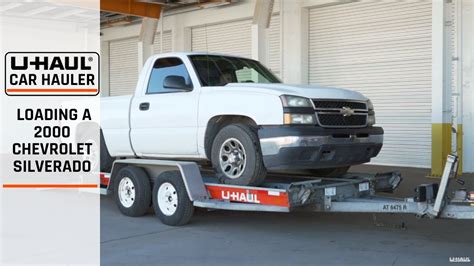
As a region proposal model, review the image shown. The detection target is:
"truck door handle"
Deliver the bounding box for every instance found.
[139,102,150,111]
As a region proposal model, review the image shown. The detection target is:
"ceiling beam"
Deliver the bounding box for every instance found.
[101,0,162,19]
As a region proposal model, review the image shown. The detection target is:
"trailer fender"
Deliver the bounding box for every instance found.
[109,159,209,201]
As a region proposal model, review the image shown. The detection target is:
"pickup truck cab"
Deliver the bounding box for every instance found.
[101,52,383,186]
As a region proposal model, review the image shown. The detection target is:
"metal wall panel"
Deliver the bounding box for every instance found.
[309,1,432,167]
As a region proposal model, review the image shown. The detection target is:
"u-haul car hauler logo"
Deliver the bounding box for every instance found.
[206,184,290,207]
[222,190,261,204]
[5,52,99,96]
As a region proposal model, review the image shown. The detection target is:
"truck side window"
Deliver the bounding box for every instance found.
[147,57,193,94]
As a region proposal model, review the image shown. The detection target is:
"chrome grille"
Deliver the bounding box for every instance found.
[313,100,368,128]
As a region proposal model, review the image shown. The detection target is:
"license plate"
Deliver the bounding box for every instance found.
[382,203,409,212]
[325,187,336,196]
[359,182,369,192]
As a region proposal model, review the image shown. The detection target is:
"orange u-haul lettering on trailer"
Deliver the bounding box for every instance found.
[206,184,290,207]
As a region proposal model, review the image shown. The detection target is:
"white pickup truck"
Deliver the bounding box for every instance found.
[101,52,383,186]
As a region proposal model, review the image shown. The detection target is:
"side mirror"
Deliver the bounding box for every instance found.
[163,75,192,91]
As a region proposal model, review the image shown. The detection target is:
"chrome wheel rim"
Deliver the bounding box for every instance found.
[157,182,178,216]
[118,177,135,208]
[219,138,247,179]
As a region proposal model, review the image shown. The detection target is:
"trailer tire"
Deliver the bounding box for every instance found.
[211,124,267,186]
[153,171,194,226]
[114,166,151,217]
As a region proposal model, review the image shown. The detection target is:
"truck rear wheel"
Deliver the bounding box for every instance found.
[114,166,151,217]
[153,171,194,226]
[211,124,266,186]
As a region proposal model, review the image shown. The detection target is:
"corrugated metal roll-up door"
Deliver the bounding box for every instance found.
[192,19,253,82]
[153,31,173,54]
[192,19,252,58]
[192,18,281,80]
[268,14,281,78]
[109,37,139,96]
[108,32,172,96]
[308,1,432,167]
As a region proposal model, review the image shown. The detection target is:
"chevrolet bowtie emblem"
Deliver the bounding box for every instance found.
[340,106,355,117]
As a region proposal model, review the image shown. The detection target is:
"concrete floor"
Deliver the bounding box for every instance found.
[101,165,474,266]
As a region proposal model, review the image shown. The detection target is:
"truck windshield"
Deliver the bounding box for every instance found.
[189,55,281,86]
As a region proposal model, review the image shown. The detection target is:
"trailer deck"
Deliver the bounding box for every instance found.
[100,154,474,225]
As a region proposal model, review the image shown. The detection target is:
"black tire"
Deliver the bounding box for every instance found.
[100,130,114,173]
[114,166,151,217]
[211,124,267,186]
[308,166,350,178]
[153,171,194,226]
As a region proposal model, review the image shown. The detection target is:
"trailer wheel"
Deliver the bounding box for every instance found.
[114,166,151,217]
[153,171,194,226]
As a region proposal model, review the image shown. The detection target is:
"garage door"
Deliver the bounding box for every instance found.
[308,1,432,167]
[268,15,281,78]
[109,32,172,96]
[191,17,281,77]
[192,19,252,58]
[153,31,172,54]
[109,37,139,96]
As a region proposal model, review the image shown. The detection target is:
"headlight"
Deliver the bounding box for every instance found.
[367,115,376,126]
[367,99,374,111]
[280,95,315,124]
[284,113,316,124]
[280,95,313,107]
[367,99,375,126]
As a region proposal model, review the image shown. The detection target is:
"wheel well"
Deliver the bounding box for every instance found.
[204,115,258,159]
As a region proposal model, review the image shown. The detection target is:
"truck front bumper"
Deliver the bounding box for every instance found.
[258,126,383,170]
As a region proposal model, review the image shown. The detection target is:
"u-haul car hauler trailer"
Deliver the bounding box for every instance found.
[99,155,474,226]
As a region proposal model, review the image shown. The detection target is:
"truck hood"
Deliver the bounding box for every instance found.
[225,83,368,101]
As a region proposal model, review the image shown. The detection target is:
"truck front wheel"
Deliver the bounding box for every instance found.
[211,124,267,186]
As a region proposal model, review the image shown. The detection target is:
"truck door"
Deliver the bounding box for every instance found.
[130,57,199,156]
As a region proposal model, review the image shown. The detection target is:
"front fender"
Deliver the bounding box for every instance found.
[197,89,284,156]
[198,89,283,126]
